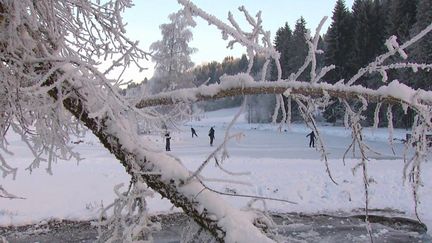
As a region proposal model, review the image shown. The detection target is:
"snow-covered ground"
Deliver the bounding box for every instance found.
[1,107,431,237]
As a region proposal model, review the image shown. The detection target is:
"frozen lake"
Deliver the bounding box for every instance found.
[2,212,430,242]
[1,107,431,241]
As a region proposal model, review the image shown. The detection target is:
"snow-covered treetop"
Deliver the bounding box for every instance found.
[149,9,197,93]
[150,9,197,77]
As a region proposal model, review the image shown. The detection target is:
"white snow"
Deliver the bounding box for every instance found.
[1,107,431,238]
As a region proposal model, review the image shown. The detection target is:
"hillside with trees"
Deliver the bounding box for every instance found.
[322,0,431,127]
[245,0,432,127]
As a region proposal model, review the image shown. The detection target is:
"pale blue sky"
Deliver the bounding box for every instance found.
[122,1,354,81]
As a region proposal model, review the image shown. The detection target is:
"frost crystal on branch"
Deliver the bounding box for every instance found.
[98,181,160,242]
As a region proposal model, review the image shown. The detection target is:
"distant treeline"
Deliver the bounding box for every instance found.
[192,55,267,111]
[193,0,431,127]
[123,0,431,127]
[321,0,431,127]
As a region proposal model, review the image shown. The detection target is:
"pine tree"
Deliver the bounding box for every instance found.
[238,54,249,73]
[387,0,419,41]
[316,36,326,71]
[322,1,355,124]
[340,0,390,125]
[383,0,421,128]
[384,0,417,82]
[278,23,293,79]
[412,0,432,90]
[323,0,371,124]
[371,0,389,54]
[276,17,310,122]
[271,23,293,80]
[324,0,355,82]
[352,0,376,72]
[290,17,309,80]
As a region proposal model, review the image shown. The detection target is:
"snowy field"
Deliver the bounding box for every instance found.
[1,107,431,237]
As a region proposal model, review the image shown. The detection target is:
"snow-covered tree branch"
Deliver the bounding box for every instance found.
[135,76,432,109]
[0,1,274,241]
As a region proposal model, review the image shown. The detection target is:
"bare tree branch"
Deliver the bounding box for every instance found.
[0,185,25,200]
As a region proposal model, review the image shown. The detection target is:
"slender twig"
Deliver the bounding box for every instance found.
[196,179,297,205]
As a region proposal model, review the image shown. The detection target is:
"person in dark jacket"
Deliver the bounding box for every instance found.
[208,127,215,146]
[191,127,198,138]
[306,131,316,148]
[165,132,171,151]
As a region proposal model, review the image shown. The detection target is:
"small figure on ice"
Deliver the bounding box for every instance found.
[306,131,316,148]
[191,127,198,138]
[165,132,171,151]
[208,127,215,146]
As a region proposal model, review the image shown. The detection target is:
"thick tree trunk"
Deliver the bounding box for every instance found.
[0,3,271,240]
[48,87,226,241]
[46,81,272,242]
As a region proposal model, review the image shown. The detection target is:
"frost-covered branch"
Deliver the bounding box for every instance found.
[186,132,245,184]
[403,115,429,221]
[199,178,297,205]
[294,95,337,184]
[347,23,432,86]
[0,1,275,241]
[178,0,282,80]
[98,181,160,242]
[178,0,279,59]
[343,99,375,241]
[288,17,332,83]
[0,185,25,200]
[135,77,432,110]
